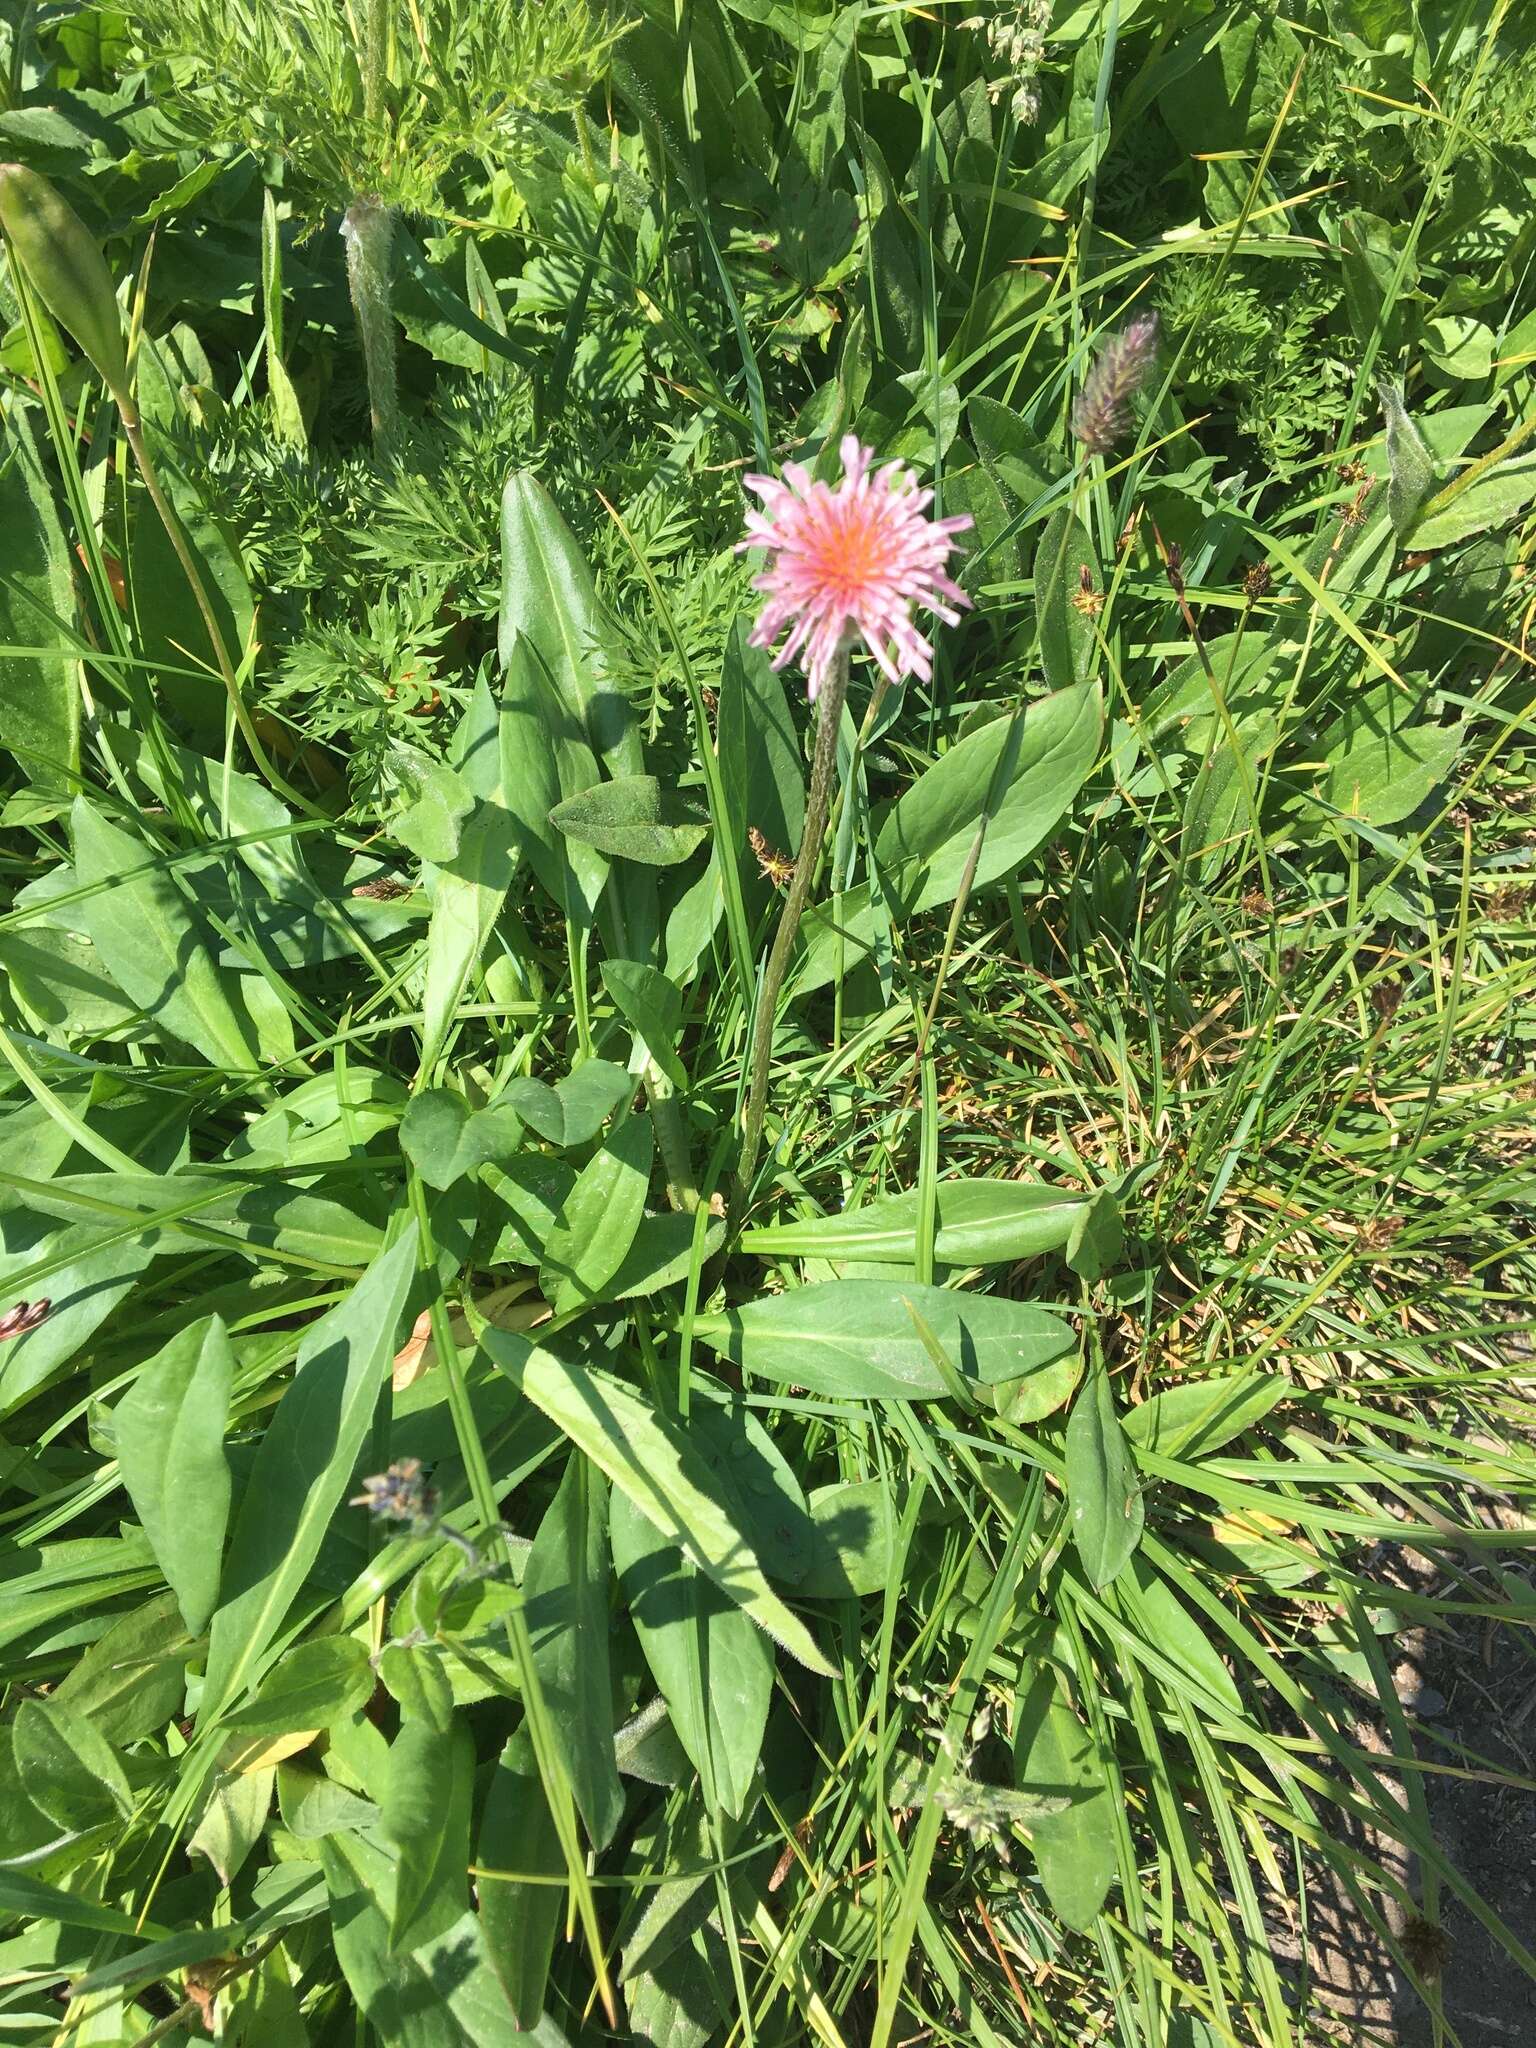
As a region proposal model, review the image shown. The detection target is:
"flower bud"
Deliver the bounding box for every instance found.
[0,165,129,402]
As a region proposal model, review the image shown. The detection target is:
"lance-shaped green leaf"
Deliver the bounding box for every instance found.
[1065,1364,1144,1590]
[0,408,78,793]
[1012,1667,1116,1930]
[498,628,607,921]
[0,165,129,397]
[483,1333,835,1678]
[524,1456,623,1849]
[478,1731,564,2027]
[420,679,519,1070]
[1122,1373,1287,1462]
[499,470,641,778]
[795,683,1101,992]
[1380,379,1435,539]
[1034,508,1098,692]
[114,1313,233,1634]
[601,958,686,1088]
[539,1113,653,1315]
[611,1488,772,1820]
[693,1279,1076,1405]
[740,1178,1091,1266]
[379,1714,475,1953]
[201,1228,417,1718]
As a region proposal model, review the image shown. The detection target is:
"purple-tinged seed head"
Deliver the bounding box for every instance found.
[1072,311,1160,457]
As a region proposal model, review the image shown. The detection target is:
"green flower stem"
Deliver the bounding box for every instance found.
[645,1056,700,1213]
[344,195,399,455]
[735,644,850,1208]
[362,0,389,130]
[828,669,894,1049]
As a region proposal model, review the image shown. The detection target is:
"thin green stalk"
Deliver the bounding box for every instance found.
[735,645,850,1206]
[116,408,319,817]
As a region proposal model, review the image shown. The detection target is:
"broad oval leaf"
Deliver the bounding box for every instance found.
[695,1279,1076,1403]
[1410,451,1536,550]
[218,1635,376,1740]
[1317,681,1460,828]
[400,1090,523,1190]
[12,1695,133,1832]
[70,798,263,1071]
[50,1592,193,1745]
[551,776,710,867]
[799,1478,900,1597]
[189,1767,274,1888]
[498,1058,630,1147]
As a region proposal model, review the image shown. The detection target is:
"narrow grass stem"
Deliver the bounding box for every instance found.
[735,646,850,1207]
[118,411,320,817]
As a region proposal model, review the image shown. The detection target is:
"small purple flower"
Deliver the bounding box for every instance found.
[351,1457,436,1527]
[1072,312,1160,457]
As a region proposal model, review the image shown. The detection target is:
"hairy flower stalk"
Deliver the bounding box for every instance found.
[1072,310,1159,457]
[343,198,399,456]
[734,437,971,1201]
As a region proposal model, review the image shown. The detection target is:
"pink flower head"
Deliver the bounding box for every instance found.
[738,434,972,700]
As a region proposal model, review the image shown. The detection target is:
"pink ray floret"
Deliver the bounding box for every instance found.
[738,434,972,700]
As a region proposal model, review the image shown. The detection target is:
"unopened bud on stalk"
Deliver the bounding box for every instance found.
[0,164,130,404]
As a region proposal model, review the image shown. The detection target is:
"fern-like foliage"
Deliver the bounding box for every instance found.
[119,0,623,214]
